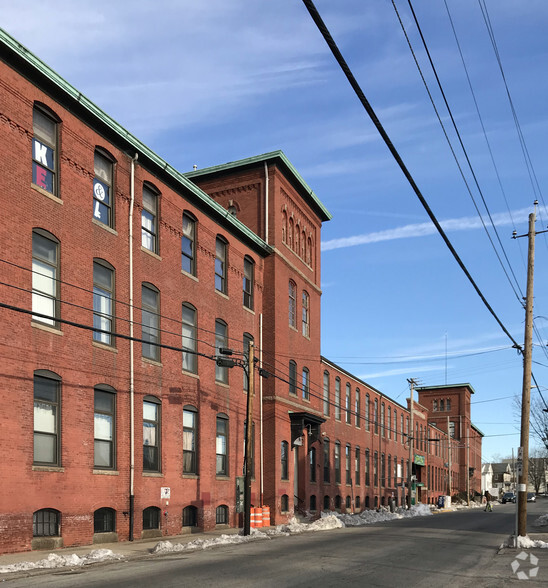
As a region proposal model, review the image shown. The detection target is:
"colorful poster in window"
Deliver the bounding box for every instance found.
[93,178,110,223]
[32,139,54,192]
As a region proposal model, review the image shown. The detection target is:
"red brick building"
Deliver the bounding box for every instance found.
[0,29,482,554]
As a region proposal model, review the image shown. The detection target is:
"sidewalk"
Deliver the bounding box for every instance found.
[0,527,243,577]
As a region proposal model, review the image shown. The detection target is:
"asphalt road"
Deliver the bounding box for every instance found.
[5,501,548,587]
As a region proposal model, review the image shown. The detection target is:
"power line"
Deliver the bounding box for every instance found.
[301,0,522,352]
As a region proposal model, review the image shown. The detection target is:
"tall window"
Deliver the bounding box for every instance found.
[331,378,339,420]
[302,367,310,401]
[34,371,60,465]
[365,394,370,432]
[243,333,254,392]
[302,291,310,337]
[345,444,351,484]
[355,447,360,485]
[216,414,228,476]
[381,454,385,487]
[289,360,297,396]
[141,185,158,253]
[446,398,451,411]
[94,386,115,469]
[181,213,196,275]
[288,281,297,328]
[182,303,197,373]
[183,405,197,474]
[374,399,378,434]
[183,506,198,527]
[387,454,391,487]
[355,389,360,427]
[440,399,445,411]
[394,410,397,440]
[243,257,254,310]
[93,260,114,345]
[449,421,455,438]
[323,371,330,416]
[33,509,60,537]
[309,447,316,482]
[32,106,57,195]
[345,383,351,424]
[374,452,378,487]
[401,413,404,444]
[93,149,114,227]
[365,449,370,486]
[334,441,341,484]
[215,320,228,383]
[323,438,330,483]
[215,236,227,293]
[32,230,59,327]
[216,505,229,524]
[143,397,160,472]
[387,407,391,440]
[433,399,438,412]
[143,507,160,530]
[142,284,160,361]
[281,441,289,479]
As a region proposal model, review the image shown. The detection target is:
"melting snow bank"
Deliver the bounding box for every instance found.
[501,535,548,549]
[152,529,271,554]
[330,503,433,527]
[0,549,122,574]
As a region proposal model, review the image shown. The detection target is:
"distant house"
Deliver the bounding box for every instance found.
[481,463,493,494]
[491,463,513,493]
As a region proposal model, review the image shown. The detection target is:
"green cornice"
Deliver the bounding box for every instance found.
[416,383,476,395]
[0,28,272,257]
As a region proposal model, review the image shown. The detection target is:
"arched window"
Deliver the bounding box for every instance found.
[34,370,61,466]
[323,438,330,483]
[301,230,306,259]
[243,333,254,392]
[381,403,385,437]
[309,447,316,482]
[365,394,370,432]
[243,256,254,310]
[32,229,60,327]
[33,509,60,537]
[93,259,115,345]
[310,495,317,511]
[335,377,341,420]
[302,291,310,337]
[141,182,160,254]
[355,389,360,428]
[281,440,289,479]
[32,104,59,196]
[334,441,341,484]
[295,224,300,255]
[346,496,351,509]
[143,396,161,472]
[355,447,360,486]
[182,303,197,373]
[345,383,351,424]
[345,444,351,484]
[183,505,198,527]
[323,495,330,510]
[282,211,287,243]
[387,407,391,440]
[182,212,197,276]
[94,508,116,533]
[93,147,116,228]
[183,405,198,474]
[365,449,370,486]
[288,218,294,249]
[94,384,116,469]
[216,413,229,476]
[288,360,297,396]
[142,283,160,361]
[215,236,228,294]
[215,320,228,383]
[307,237,312,266]
[216,505,229,524]
[335,495,341,510]
[356,496,361,509]
[288,281,297,328]
[143,506,160,530]
[374,399,379,435]
[365,496,370,509]
[302,367,310,401]
[323,371,330,416]
[281,494,289,512]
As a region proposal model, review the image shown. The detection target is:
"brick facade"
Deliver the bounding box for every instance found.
[0,29,482,554]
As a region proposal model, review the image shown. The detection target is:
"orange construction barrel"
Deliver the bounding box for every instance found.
[253,507,263,528]
[250,508,257,528]
[262,505,270,527]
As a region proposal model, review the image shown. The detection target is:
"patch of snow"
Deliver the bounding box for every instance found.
[516,535,548,549]
[533,514,548,528]
[326,504,433,527]
[0,549,122,574]
[151,530,270,554]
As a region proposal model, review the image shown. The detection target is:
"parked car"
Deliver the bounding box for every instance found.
[502,492,516,503]
[527,493,536,502]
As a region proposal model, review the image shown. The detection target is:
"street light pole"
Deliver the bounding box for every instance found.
[243,341,255,536]
[407,378,416,508]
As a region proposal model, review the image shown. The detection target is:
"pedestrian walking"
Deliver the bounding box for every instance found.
[484,491,493,512]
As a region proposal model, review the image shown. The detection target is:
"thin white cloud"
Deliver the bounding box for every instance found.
[321,206,539,251]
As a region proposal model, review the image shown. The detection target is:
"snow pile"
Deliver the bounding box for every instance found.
[533,514,548,528]
[0,549,122,574]
[329,504,433,527]
[152,529,269,554]
[280,515,343,534]
[516,535,548,549]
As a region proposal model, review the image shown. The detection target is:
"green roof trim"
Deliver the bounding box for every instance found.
[416,383,476,395]
[185,151,332,223]
[471,424,485,437]
[0,27,272,256]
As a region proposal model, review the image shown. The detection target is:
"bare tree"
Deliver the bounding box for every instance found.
[514,395,548,450]
[528,447,548,494]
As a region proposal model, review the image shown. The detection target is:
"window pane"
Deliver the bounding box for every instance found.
[94,440,112,468]
[34,402,56,433]
[143,402,157,421]
[34,433,55,463]
[94,413,112,440]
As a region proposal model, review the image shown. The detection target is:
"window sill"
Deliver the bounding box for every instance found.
[289,325,298,333]
[31,183,63,204]
[92,341,118,353]
[215,290,229,300]
[215,380,230,389]
[92,217,118,235]
[216,475,231,481]
[143,472,163,478]
[32,465,65,472]
[243,305,255,315]
[182,474,199,479]
[141,246,162,261]
[31,321,63,336]
[182,370,200,379]
[181,270,199,282]
[93,469,119,475]
[142,357,163,367]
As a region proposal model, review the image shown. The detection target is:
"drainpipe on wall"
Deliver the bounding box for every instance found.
[129,153,138,540]
[264,162,269,244]
[260,313,264,507]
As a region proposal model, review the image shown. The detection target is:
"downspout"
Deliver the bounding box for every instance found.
[260,313,264,506]
[264,162,269,244]
[129,153,138,540]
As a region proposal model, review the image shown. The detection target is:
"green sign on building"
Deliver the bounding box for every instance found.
[414,454,425,466]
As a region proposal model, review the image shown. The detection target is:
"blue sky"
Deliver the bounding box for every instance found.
[4,0,548,462]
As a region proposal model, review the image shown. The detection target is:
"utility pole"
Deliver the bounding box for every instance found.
[407,378,416,508]
[466,440,470,507]
[243,341,255,536]
[517,211,536,537]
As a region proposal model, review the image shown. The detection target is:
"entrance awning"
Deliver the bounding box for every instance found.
[289,412,326,448]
